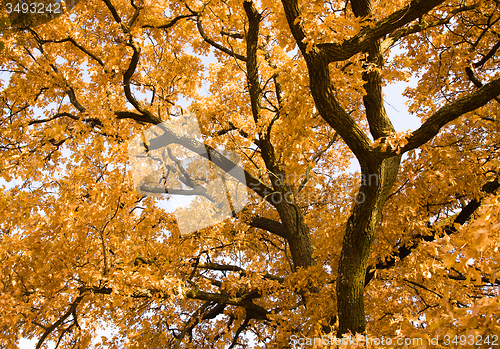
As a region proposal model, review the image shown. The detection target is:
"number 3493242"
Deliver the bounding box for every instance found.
[5,2,62,14]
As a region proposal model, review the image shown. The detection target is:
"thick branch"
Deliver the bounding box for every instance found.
[221,30,244,39]
[101,3,162,125]
[238,3,316,272]
[318,0,447,62]
[365,176,500,286]
[399,76,500,153]
[351,0,373,17]
[247,216,289,240]
[102,0,122,24]
[279,0,307,53]
[122,39,160,123]
[66,87,86,113]
[115,110,158,124]
[138,185,211,198]
[202,302,227,320]
[350,0,396,141]
[244,0,262,125]
[184,289,268,320]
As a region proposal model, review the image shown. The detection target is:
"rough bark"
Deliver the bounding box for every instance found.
[280,0,401,334]
[337,156,400,334]
[334,0,403,334]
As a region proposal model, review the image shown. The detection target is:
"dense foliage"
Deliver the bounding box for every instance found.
[0,0,499,347]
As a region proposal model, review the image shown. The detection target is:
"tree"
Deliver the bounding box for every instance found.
[0,0,499,347]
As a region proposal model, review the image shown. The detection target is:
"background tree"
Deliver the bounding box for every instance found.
[0,0,499,347]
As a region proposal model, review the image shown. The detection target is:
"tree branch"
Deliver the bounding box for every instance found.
[102,0,122,24]
[318,0,448,62]
[228,315,251,349]
[173,301,211,349]
[28,112,79,125]
[194,13,247,62]
[446,268,500,285]
[365,175,500,286]
[380,5,476,52]
[244,0,262,125]
[184,289,268,320]
[39,37,105,66]
[398,75,500,153]
[280,0,373,161]
[65,86,86,113]
[122,39,161,123]
[117,110,274,202]
[350,0,397,141]
[246,216,289,240]
[35,294,85,349]
[221,30,244,39]
[465,67,500,104]
[143,14,195,29]
[474,40,500,68]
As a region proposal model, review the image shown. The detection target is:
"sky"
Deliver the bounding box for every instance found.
[385,80,421,133]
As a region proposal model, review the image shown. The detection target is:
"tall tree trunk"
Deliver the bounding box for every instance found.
[336,155,400,334]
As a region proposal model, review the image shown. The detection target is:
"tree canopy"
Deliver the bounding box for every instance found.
[1,0,500,347]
